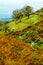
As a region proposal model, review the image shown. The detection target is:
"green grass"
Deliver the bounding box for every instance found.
[0,30,5,35]
[7,14,41,32]
[33,43,43,50]
[0,14,42,35]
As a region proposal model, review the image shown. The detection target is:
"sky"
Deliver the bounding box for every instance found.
[0,0,43,18]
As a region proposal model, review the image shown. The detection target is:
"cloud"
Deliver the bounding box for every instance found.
[0,0,25,5]
[0,0,43,11]
[0,0,43,18]
[0,0,42,5]
[26,0,43,2]
[0,0,43,7]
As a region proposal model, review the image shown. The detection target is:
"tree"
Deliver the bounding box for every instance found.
[12,5,33,19]
[12,10,23,19]
[23,6,33,17]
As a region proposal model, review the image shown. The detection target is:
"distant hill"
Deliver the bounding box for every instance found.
[0,18,12,21]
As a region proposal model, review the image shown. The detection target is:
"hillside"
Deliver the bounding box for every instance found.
[0,13,43,65]
[33,8,43,18]
[7,14,41,32]
[0,35,43,65]
[0,14,43,47]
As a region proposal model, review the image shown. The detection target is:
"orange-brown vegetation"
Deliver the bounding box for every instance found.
[36,20,43,27]
[0,35,43,65]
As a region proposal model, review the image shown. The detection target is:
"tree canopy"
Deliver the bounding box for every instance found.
[12,5,33,19]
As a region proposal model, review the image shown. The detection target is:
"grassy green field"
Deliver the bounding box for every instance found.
[6,14,41,32]
[0,14,42,37]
